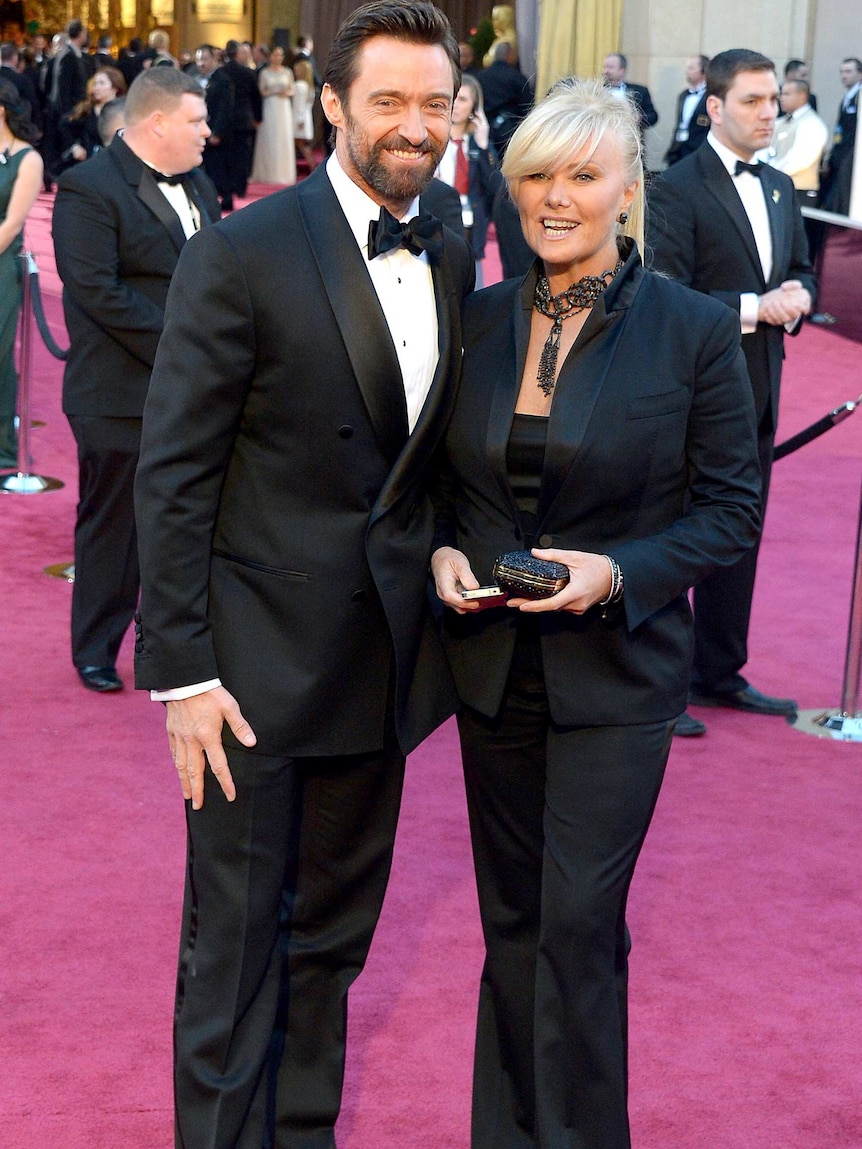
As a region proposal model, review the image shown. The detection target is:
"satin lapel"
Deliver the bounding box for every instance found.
[372,248,462,519]
[538,292,628,525]
[137,170,187,253]
[185,172,215,228]
[105,137,185,253]
[297,169,408,467]
[761,166,788,288]
[698,146,764,286]
[486,272,534,527]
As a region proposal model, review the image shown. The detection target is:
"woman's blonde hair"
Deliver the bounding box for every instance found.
[459,73,484,134]
[502,76,645,255]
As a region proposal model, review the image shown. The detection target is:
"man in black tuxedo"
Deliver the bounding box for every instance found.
[203,38,262,211]
[648,48,815,736]
[665,53,710,165]
[53,68,219,693]
[821,56,862,216]
[0,42,38,122]
[603,51,658,136]
[133,3,472,1145]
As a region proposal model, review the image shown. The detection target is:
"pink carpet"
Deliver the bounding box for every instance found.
[1,188,860,1148]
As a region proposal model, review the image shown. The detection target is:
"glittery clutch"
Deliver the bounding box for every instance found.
[491,551,570,599]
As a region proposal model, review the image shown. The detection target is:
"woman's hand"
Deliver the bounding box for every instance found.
[431,546,483,613]
[471,107,490,150]
[507,548,614,614]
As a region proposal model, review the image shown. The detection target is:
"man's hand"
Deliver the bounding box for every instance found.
[166,687,257,810]
[757,280,812,326]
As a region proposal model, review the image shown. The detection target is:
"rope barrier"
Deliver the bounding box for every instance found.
[774,397,862,461]
[26,261,69,360]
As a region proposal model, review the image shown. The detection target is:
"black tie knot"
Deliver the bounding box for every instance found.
[151,167,189,186]
[734,159,763,178]
[368,207,443,263]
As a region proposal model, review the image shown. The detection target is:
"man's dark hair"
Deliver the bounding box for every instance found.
[608,52,627,71]
[128,37,142,53]
[783,78,810,97]
[706,49,775,101]
[297,35,311,50]
[696,54,710,74]
[67,19,84,40]
[98,96,125,144]
[196,43,216,56]
[0,41,18,64]
[842,57,862,72]
[225,39,239,60]
[325,0,460,102]
[784,58,806,76]
[97,35,112,50]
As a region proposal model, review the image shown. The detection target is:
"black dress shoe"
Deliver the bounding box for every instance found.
[674,711,707,737]
[688,684,797,715]
[77,666,123,692]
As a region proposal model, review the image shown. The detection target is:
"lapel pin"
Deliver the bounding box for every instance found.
[772,188,781,204]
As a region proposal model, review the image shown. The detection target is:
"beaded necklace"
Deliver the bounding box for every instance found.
[533,259,623,396]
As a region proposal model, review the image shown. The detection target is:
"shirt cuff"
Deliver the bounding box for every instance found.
[151,678,222,702]
[740,292,760,334]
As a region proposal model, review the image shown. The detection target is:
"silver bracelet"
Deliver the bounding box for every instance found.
[598,554,624,608]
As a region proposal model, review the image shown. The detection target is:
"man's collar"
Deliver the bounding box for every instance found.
[325,152,419,253]
[707,131,755,175]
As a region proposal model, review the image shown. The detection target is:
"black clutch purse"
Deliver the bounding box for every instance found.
[491,550,570,599]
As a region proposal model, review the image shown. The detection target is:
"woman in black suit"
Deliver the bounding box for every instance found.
[431,78,763,1149]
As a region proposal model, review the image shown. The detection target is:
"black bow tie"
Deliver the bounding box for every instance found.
[734,159,763,178]
[368,207,443,263]
[151,168,189,186]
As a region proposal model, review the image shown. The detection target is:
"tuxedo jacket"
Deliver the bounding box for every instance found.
[53,136,220,418]
[646,142,815,429]
[433,246,761,725]
[134,165,474,757]
[664,89,709,164]
[625,82,659,129]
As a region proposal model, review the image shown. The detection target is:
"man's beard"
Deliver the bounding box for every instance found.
[343,118,443,204]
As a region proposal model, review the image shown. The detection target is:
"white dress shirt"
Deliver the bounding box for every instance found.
[707,132,772,334]
[676,83,706,142]
[153,153,440,702]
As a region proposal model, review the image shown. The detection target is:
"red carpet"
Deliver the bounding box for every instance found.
[2,190,860,1148]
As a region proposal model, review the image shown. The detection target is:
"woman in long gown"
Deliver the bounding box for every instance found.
[291,52,317,171]
[0,81,42,468]
[251,47,297,186]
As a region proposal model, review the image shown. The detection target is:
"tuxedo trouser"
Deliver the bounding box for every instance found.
[174,727,405,1149]
[67,414,141,668]
[457,630,673,1149]
[690,423,774,694]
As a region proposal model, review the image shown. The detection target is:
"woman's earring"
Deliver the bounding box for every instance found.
[617,211,629,224]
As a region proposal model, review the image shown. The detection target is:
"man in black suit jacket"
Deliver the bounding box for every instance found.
[822,56,862,215]
[665,53,710,165]
[603,52,658,136]
[478,43,533,154]
[53,68,219,694]
[203,38,262,211]
[648,48,815,734]
[133,4,472,1145]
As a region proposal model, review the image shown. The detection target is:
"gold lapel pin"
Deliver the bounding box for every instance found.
[772,188,781,204]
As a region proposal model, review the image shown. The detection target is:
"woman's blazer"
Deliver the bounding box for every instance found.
[434,245,763,725]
